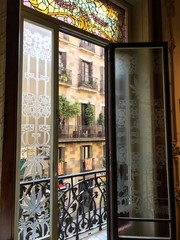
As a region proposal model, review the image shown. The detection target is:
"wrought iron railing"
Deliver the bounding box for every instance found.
[19,170,107,239]
[59,124,105,138]
[59,67,72,85]
[78,74,98,90]
[79,40,95,52]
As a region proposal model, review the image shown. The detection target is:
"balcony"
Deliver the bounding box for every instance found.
[78,75,98,91]
[19,170,107,239]
[79,40,95,52]
[59,125,105,140]
[59,67,72,85]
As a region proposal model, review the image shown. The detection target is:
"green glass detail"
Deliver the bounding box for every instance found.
[23,0,126,42]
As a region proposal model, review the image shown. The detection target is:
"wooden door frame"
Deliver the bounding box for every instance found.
[0,0,20,239]
[0,1,167,239]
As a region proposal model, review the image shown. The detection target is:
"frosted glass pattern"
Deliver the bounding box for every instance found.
[18,21,53,239]
[115,48,171,238]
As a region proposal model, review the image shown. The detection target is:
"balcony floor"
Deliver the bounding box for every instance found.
[80,227,107,240]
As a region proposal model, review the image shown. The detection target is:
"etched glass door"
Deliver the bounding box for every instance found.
[16,19,58,239]
[108,43,175,239]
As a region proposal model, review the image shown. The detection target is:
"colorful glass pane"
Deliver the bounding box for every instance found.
[23,0,126,42]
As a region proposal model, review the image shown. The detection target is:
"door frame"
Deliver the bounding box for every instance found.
[107,42,176,240]
[1,2,176,240]
[4,3,110,240]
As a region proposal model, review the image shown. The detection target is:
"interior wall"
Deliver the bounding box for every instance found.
[173,1,180,144]
[126,0,151,42]
[0,0,6,198]
[161,0,180,239]
[171,1,180,239]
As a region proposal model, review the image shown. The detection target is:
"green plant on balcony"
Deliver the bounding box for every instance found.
[97,112,104,136]
[85,102,95,136]
[70,101,81,132]
[60,74,68,83]
[59,95,71,129]
[59,95,81,136]
[97,112,104,126]
[85,102,94,126]
[93,80,97,88]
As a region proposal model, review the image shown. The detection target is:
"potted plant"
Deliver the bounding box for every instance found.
[97,112,104,136]
[70,101,81,137]
[58,95,70,135]
[59,95,81,137]
[60,74,68,83]
[85,102,95,136]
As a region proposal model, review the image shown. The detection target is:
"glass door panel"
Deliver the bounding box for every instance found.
[18,20,54,239]
[108,43,175,239]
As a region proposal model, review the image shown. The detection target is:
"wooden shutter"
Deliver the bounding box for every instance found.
[61,52,66,69]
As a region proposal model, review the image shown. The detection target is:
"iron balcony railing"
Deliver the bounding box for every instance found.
[59,124,105,138]
[59,67,72,85]
[78,74,98,90]
[79,40,95,52]
[19,170,107,240]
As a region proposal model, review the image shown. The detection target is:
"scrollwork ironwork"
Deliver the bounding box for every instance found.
[19,170,107,239]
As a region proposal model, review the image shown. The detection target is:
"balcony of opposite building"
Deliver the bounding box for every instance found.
[59,67,73,86]
[59,125,105,141]
[78,74,98,91]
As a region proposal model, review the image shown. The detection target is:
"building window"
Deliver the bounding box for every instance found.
[81,145,92,159]
[58,147,65,161]
[81,103,95,136]
[82,60,91,83]
[59,51,72,84]
[79,59,98,90]
[100,66,105,93]
[58,147,65,175]
[80,145,93,171]
[59,51,66,73]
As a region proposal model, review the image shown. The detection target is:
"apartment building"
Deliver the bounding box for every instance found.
[58,32,105,175]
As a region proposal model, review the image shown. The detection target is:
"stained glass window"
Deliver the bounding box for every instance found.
[23,0,126,42]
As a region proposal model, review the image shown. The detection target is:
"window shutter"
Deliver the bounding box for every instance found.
[100,66,104,81]
[90,61,93,83]
[89,146,92,158]
[61,52,66,69]
[80,146,84,159]
[79,59,83,83]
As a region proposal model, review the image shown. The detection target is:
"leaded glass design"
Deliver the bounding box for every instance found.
[23,0,126,42]
[18,20,53,239]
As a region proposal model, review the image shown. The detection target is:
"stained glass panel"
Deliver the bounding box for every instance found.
[23,0,126,42]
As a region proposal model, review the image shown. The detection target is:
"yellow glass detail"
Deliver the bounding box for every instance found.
[23,0,126,42]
